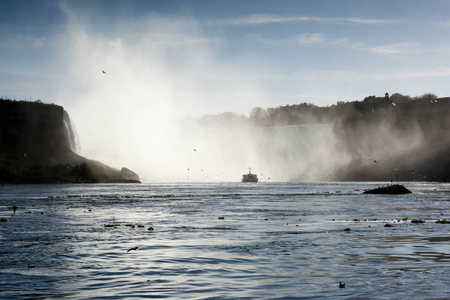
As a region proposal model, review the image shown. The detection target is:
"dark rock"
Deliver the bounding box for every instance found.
[411,219,425,223]
[121,167,140,182]
[364,184,412,194]
[0,99,140,184]
[436,219,450,224]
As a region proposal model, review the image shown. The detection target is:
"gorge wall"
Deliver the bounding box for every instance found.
[331,100,450,182]
[0,100,140,183]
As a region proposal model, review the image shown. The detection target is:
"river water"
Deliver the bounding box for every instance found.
[0,182,449,299]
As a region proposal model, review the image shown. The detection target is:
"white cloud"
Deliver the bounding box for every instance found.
[249,32,421,56]
[367,42,421,55]
[248,33,327,46]
[211,14,398,26]
[297,33,326,45]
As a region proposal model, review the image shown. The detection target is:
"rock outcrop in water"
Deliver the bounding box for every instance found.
[363,184,412,194]
[0,99,140,183]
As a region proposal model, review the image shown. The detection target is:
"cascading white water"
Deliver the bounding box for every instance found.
[63,110,80,153]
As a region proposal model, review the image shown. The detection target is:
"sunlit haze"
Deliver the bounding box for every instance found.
[1,0,450,182]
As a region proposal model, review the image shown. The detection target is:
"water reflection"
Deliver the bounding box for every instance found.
[0,182,449,299]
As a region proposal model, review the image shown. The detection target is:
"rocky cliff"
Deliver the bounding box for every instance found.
[331,99,450,182]
[0,99,140,183]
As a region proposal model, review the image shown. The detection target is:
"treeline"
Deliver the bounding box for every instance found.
[181,93,442,128]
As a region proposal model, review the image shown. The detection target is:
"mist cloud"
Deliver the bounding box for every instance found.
[54,4,275,181]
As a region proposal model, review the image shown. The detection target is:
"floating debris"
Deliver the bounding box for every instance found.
[411,219,425,223]
[127,246,138,253]
[103,224,120,228]
[436,219,450,224]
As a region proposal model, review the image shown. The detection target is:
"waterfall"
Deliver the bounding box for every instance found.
[63,110,80,153]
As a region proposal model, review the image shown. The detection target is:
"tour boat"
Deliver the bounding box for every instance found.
[242,168,258,183]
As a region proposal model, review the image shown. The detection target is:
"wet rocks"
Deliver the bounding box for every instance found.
[363,184,412,194]
[103,224,120,228]
[411,219,425,223]
[436,219,450,224]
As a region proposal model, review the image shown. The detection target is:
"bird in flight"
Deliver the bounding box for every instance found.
[102,70,107,74]
[127,246,138,253]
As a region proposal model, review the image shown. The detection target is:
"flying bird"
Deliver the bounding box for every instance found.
[127,246,138,253]
[102,70,107,74]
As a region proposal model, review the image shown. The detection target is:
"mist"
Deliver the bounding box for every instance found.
[53,8,289,182]
[52,5,449,183]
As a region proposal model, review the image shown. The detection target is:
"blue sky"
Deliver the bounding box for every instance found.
[3,0,450,180]
[2,0,450,116]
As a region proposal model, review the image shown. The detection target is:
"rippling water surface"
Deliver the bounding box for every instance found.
[1,182,449,299]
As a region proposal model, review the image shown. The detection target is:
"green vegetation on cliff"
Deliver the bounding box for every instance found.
[182,93,450,182]
[181,92,444,128]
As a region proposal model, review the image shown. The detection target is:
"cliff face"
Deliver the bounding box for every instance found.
[0,100,140,183]
[0,101,68,163]
[331,100,450,182]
